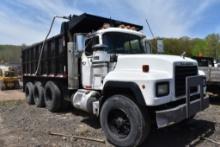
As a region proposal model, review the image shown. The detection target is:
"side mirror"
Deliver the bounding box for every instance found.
[75,34,86,53]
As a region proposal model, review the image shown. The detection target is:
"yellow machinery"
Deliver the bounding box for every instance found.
[0,65,20,90]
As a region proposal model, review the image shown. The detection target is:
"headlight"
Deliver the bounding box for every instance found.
[156,82,169,97]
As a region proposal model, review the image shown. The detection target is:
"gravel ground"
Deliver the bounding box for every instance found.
[0,90,220,147]
[0,89,24,101]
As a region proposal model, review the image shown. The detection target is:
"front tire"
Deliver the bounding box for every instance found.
[44,81,61,112]
[100,95,151,147]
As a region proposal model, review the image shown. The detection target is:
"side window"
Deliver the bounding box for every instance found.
[85,36,99,56]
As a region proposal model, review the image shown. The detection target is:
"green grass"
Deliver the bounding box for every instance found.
[0,45,22,64]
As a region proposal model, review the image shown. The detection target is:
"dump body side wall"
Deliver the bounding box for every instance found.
[22,34,71,98]
[22,34,67,77]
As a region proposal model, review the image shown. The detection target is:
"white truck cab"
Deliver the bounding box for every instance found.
[71,26,209,146]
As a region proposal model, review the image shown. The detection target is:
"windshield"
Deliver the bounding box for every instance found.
[4,71,16,77]
[102,32,146,54]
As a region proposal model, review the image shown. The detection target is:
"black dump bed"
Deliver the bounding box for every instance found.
[64,13,143,33]
[22,13,143,79]
[22,34,66,77]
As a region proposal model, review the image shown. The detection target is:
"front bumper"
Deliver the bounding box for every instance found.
[156,95,209,128]
[156,75,209,128]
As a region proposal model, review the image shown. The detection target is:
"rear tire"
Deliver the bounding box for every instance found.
[100,95,151,147]
[25,82,35,105]
[33,82,45,107]
[44,81,61,112]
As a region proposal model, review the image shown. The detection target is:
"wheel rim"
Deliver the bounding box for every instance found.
[108,109,131,138]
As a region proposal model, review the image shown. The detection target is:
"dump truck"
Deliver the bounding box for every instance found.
[0,65,20,90]
[22,13,209,147]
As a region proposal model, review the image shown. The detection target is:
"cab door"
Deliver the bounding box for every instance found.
[81,36,99,89]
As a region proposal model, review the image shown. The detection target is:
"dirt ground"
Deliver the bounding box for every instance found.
[0,89,25,101]
[0,90,220,147]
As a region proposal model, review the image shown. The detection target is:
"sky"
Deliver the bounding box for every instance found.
[0,0,220,45]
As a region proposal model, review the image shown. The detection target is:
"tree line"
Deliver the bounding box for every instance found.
[0,45,22,64]
[150,33,220,58]
[0,33,220,64]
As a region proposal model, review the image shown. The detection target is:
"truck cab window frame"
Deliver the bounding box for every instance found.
[102,32,146,54]
[85,36,99,56]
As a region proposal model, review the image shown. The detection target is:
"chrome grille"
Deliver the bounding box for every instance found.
[175,65,198,97]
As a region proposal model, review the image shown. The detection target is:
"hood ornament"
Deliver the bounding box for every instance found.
[181,51,186,59]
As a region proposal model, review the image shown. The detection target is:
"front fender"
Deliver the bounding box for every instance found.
[103,70,173,106]
[101,81,146,108]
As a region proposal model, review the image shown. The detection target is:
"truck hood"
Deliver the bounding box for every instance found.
[115,54,197,76]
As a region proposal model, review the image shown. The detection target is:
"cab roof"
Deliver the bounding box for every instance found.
[96,27,145,37]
